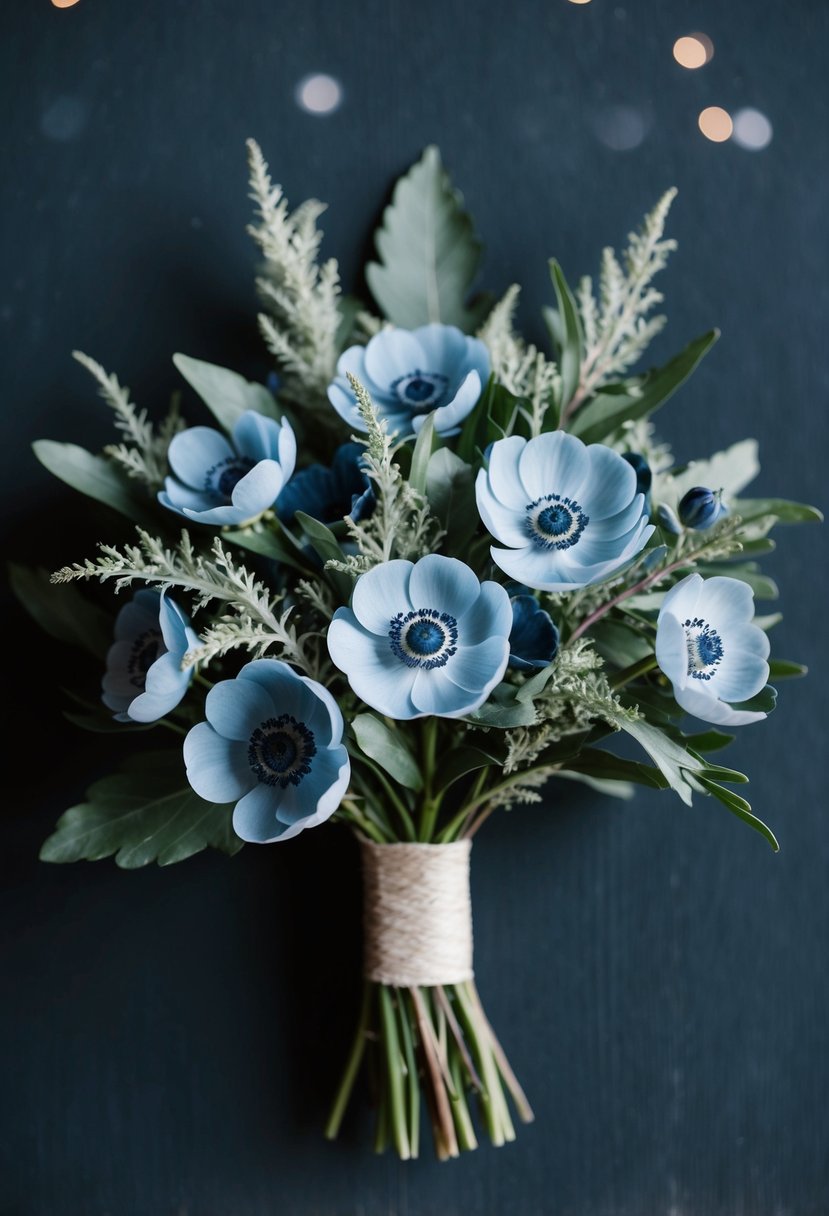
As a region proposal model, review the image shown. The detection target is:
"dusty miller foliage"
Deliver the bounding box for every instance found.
[479,285,561,435]
[246,138,344,420]
[503,640,638,777]
[74,351,183,490]
[52,529,328,680]
[326,374,444,576]
[571,189,677,408]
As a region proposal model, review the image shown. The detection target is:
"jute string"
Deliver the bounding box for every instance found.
[360,839,474,988]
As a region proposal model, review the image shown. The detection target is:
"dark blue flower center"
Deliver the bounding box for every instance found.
[128,628,164,689]
[526,494,589,551]
[391,370,448,412]
[205,456,256,501]
[389,609,459,669]
[248,714,316,788]
[684,617,724,681]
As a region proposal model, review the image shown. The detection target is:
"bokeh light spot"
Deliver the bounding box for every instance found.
[732,107,773,150]
[593,105,649,152]
[673,33,714,69]
[51,0,81,7]
[295,74,343,116]
[698,106,733,143]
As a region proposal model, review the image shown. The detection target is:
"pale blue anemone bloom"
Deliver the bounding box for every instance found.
[159,410,296,526]
[277,443,374,525]
[475,432,654,592]
[327,323,490,437]
[184,659,350,843]
[508,595,560,671]
[327,554,511,719]
[102,589,200,723]
[655,573,770,726]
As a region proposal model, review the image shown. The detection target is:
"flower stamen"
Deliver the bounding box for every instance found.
[525,494,589,551]
[248,714,317,788]
[684,617,724,681]
[389,608,459,669]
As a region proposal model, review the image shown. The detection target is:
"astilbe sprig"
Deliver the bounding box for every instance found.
[479,285,561,434]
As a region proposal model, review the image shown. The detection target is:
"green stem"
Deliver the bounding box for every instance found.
[158,718,187,737]
[324,980,372,1140]
[418,717,441,841]
[396,990,420,1159]
[340,802,391,845]
[611,653,658,689]
[378,986,411,1160]
[356,764,416,842]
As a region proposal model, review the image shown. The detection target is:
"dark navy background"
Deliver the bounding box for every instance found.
[2,2,828,1213]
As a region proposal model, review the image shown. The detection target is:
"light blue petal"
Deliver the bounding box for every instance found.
[232,782,285,842]
[113,590,160,641]
[674,680,766,727]
[486,436,529,509]
[411,323,467,371]
[711,650,770,704]
[236,657,305,708]
[698,576,757,629]
[489,543,568,591]
[296,675,345,748]
[431,369,482,433]
[475,473,529,547]
[446,636,510,693]
[661,573,703,622]
[364,329,423,386]
[456,580,513,645]
[350,560,413,633]
[177,501,257,526]
[462,336,492,383]
[232,410,279,462]
[655,611,689,689]
[329,622,419,717]
[410,668,469,716]
[518,432,590,502]
[336,343,368,380]
[569,518,649,566]
[127,655,191,722]
[408,555,480,618]
[229,459,286,519]
[297,746,351,826]
[588,494,648,541]
[328,381,366,430]
[582,444,638,519]
[551,524,654,586]
[167,427,233,490]
[277,418,297,480]
[157,591,190,653]
[184,722,253,802]
[159,482,216,516]
[205,677,276,741]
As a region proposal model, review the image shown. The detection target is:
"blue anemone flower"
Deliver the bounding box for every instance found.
[102,589,200,723]
[184,659,351,843]
[655,573,770,726]
[277,443,375,525]
[475,432,654,592]
[158,410,296,526]
[508,595,560,670]
[327,554,511,719]
[327,323,490,438]
[678,486,726,531]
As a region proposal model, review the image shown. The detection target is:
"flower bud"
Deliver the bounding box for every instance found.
[621,451,652,497]
[678,486,726,530]
[656,503,682,535]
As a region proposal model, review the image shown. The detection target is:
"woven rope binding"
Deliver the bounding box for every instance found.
[360,839,474,988]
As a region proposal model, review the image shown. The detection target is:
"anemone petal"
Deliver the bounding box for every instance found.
[411,323,468,371]
[456,580,514,644]
[233,782,284,842]
[517,432,590,501]
[655,611,689,688]
[485,436,529,509]
[205,677,276,741]
[184,723,253,802]
[408,554,480,619]
[230,459,285,519]
[446,636,509,694]
[364,328,424,386]
[661,573,703,622]
[350,560,413,633]
[582,444,638,519]
[167,427,234,489]
[475,475,529,547]
[673,679,766,726]
[697,576,757,629]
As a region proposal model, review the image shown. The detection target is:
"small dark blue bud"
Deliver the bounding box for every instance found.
[621,451,652,497]
[678,486,726,531]
[508,595,560,671]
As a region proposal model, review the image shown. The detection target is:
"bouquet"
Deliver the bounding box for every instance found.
[16,142,820,1161]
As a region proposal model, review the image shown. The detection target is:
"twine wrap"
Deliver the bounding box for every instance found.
[360,839,474,988]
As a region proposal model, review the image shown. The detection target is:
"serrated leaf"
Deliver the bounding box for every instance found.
[548,260,583,406]
[351,715,422,791]
[40,751,242,867]
[570,330,719,445]
[366,146,490,332]
[9,564,112,659]
[173,354,279,430]
[33,440,156,527]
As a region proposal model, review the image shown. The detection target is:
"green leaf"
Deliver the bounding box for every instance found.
[768,659,807,680]
[732,498,823,526]
[366,146,490,332]
[670,439,761,502]
[570,330,719,445]
[434,742,504,794]
[514,659,559,704]
[590,619,653,668]
[548,260,584,406]
[351,715,423,791]
[173,354,279,430]
[293,511,353,601]
[616,714,722,807]
[562,748,667,790]
[424,448,477,554]
[554,771,635,800]
[696,776,779,852]
[465,692,537,728]
[223,525,311,573]
[680,729,735,753]
[9,564,112,659]
[730,684,777,715]
[40,751,242,867]
[33,440,156,527]
[409,413,436,494]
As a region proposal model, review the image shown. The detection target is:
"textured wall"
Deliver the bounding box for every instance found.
[2,1,827,1212]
